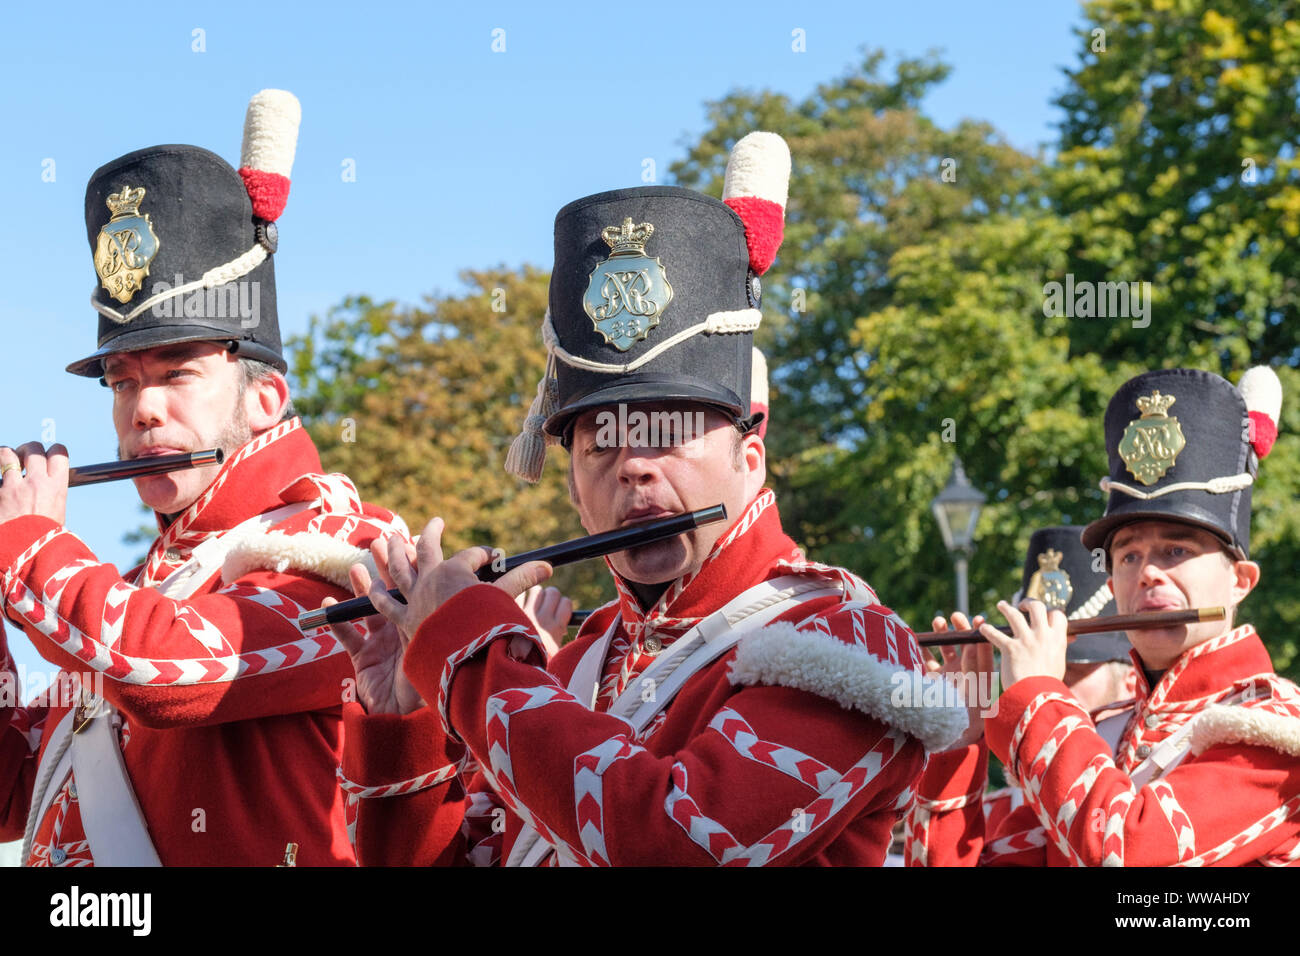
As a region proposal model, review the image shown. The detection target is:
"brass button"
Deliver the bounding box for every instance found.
[1144,714,1159,729]
[1136,744,1152,759]
[50,847,67,865]
[644,635,662,655]
[68,782,78,800]
[164,548,182,561]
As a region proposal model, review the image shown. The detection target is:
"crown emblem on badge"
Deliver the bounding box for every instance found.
[1118,389,1187,486]
[105,186,147,218]
[601,218,655,255]
[583,217,674,352]
[1135,391,1177,418]
[1026,548,1073,610]
[94,185,161,305]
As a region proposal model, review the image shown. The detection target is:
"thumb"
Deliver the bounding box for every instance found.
[492,561,553,599]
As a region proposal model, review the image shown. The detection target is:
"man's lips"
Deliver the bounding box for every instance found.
[1137,597,1183,612]
[128,446,189,461]
[619,508,679,528]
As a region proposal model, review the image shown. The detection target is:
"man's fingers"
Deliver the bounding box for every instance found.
[370,537,397,590]
[951,611,971,632]
[45,444,69,481]
[387,533,417,596]
[347,563,373,599]
[415,517,445,570]
[978,619,1013,652]
[15,442,46,477]
[1024,599,1048,632]
[322,598,365,657]
[492,561,553,598]
[368,577,409,628]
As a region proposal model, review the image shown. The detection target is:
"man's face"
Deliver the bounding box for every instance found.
[1107,521,1260,670]
[104,342,251,515]
[567,401,765,585]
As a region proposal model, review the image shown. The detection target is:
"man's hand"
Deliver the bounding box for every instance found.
[326,556,426,716]
[515,585,572,659]
[0,443,69,526]
[366,517,555,659]
[925,611,996,750]
[978,599,1069,690]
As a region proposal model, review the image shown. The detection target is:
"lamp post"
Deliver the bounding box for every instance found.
[931,457,985,616]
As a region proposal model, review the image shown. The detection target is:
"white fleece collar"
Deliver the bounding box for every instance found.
[727,621,969,751]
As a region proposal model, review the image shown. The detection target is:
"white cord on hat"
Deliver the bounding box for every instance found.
[1098,473,1254,499]
[91,243,268,325]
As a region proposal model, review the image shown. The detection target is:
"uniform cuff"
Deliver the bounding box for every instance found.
[917,739,988,804]
[340,701,462,791]
[986,675,1071,766]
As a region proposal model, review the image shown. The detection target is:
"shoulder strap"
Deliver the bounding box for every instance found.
[513,574,846,867]
[565,617,621,709]
[69,697,162,866]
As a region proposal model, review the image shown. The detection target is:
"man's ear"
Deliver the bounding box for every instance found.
[1230,558,1261,609]
[742,432,766,498]
[245,371,290,432]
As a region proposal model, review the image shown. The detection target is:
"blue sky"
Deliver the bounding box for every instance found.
[0,0,1085,690]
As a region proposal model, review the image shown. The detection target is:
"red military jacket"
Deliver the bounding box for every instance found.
[340,490,967,866]
[0,419,406,866]
[906,625,1300,866]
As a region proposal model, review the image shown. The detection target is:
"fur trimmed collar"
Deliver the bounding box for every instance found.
[221,532,377,591]
[727,621,969,750]
[1190,703,1300,758]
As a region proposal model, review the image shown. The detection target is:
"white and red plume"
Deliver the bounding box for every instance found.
[239,89,301,222]
[1239,365,1282,459]
[723,132,790,275]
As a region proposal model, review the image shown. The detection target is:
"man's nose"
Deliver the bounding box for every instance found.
[133,383,168,430]
[616,445,661,485]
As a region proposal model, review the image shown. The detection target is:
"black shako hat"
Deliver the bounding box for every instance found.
[67,90,301,378]
[1013,525,1130,664]
[504,133,791,481]
[1081,366,1283,559]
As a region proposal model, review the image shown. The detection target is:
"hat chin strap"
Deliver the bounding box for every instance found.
[1099,473,1254,499]
[91,242,268,325]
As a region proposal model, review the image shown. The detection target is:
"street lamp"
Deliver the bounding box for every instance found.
[931,456,985,616]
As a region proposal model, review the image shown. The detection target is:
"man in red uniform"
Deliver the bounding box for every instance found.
[331,133,966,866]
[0,91,406,866]
[909,366,1300,866]
[905,525,1136,864]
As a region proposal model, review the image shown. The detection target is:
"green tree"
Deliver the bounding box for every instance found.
[287,268,613,616]
[1054,0,1300,368]
[1052,0,1300,672]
